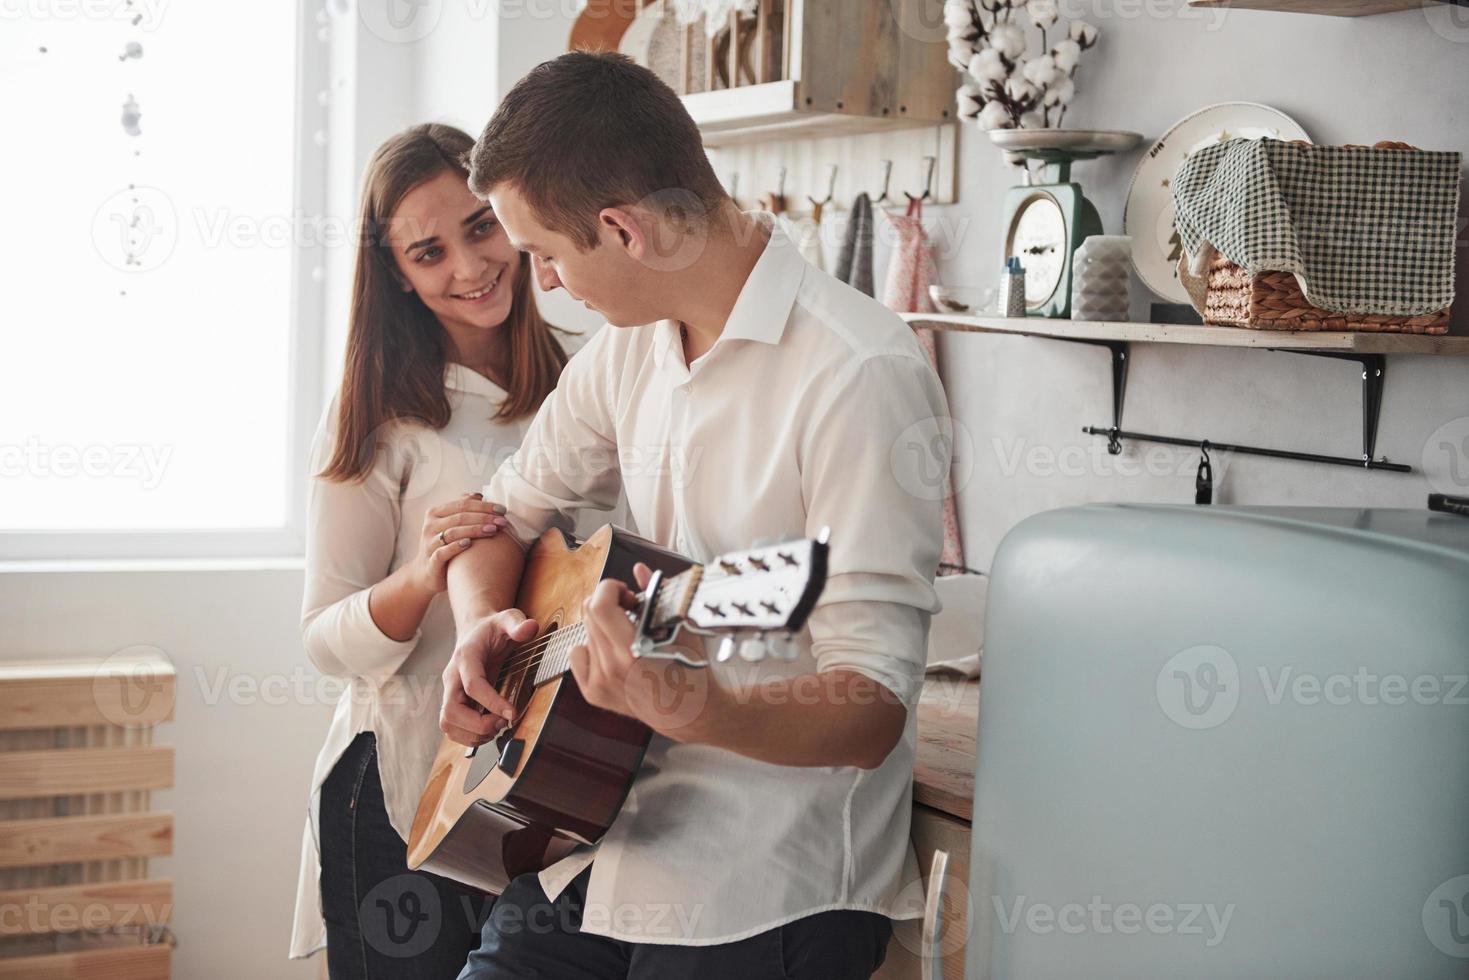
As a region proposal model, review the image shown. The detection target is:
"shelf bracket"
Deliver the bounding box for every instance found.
[1078,348,1408,473]
[1278,351,1386,465]
[1074,340,1129,455]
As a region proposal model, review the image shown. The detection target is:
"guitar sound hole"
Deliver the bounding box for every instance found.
[464,616,559,796]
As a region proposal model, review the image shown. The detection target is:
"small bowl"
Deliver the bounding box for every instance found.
[929,284,995,315]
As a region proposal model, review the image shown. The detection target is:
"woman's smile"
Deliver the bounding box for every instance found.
[452,266,505,305]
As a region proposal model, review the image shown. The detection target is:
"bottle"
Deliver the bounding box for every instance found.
[999,256,1027,317]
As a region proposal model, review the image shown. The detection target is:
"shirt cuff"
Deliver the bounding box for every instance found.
[320,588,421,681]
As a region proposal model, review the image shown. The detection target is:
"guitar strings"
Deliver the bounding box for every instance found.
[492,623,585,684]
[480,603,665,691]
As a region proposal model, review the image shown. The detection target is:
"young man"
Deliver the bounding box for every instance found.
[440,51,950,980]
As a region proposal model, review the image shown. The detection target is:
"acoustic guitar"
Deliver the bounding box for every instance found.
[407,523,829,894]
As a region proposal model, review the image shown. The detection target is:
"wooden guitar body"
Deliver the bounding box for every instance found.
[407,525,690,895]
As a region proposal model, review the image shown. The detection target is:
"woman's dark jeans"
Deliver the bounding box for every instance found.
[319,731,492,979]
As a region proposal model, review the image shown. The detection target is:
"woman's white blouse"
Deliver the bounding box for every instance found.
[288,343,600,959]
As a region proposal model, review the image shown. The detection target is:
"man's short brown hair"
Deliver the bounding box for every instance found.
[468,51,727,251]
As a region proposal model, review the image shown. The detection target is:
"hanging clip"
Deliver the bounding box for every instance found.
[1195,441,1214,506]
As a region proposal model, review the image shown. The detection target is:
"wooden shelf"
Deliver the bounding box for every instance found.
[1187,0,1442,16]
[686,80,952,147]
[903,313,1469,356]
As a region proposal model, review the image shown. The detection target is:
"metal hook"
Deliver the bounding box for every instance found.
[807,163,837,209]
[905,155,937,203]
[873,159,893,204]
[759,165,789,216]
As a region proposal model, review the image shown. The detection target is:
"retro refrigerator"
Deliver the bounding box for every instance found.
[967,504,1469,979]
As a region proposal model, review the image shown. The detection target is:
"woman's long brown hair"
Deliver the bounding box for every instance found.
[318,123,569,482]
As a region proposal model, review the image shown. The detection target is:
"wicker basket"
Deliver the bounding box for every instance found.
[1202,253,1451,334]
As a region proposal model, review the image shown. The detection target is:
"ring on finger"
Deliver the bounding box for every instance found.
[438,529,448,546]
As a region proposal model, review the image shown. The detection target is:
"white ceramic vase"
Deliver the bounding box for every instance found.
[1071,235,1131,322]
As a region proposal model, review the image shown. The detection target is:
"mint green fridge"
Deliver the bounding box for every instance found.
[967,504,1469,979]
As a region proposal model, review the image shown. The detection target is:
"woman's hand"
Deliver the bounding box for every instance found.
[414,493,509,595]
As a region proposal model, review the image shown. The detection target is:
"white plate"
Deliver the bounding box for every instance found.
[1123,102,1309,304]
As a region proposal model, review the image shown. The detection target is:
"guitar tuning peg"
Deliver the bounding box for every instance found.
[768,633,796,661]
[738,635,768,662]
[716,636,738,663]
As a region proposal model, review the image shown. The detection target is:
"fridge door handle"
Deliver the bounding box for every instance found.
[921,848,951,980]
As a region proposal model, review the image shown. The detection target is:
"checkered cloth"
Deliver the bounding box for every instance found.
[1172,139,1461,316]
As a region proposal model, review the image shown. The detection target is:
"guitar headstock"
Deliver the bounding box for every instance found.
[639,531,830,662]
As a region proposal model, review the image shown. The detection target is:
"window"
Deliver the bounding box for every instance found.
[0,2,325,559]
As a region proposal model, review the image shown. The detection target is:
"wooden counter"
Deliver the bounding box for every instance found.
[912,676,980,822]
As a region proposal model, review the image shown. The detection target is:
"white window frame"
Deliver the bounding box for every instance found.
[1,3,329,562]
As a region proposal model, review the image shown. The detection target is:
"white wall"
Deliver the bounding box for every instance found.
[928,4,1469,565]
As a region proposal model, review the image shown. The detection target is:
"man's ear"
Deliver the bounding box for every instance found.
[598,206,644,256]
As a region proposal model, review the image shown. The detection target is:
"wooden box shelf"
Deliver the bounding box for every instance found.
[571,0,957,146]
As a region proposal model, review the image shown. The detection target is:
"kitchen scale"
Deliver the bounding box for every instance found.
[990,129,1142,318]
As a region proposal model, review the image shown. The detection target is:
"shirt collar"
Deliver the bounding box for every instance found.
[653,210,806,370]
[443,362,507,399]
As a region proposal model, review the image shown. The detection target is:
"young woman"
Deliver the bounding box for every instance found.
[287,123,576,978]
